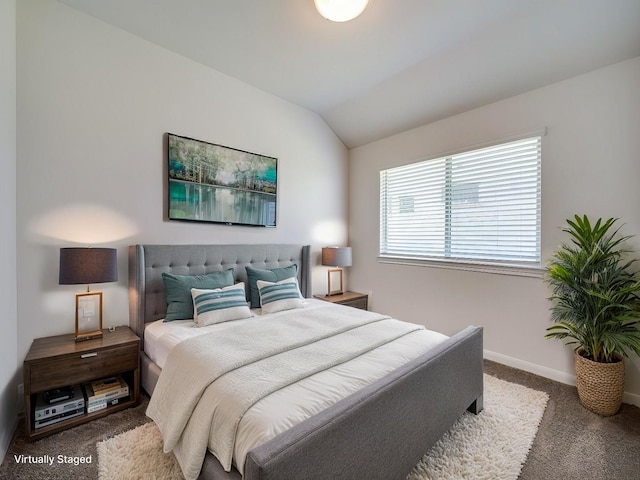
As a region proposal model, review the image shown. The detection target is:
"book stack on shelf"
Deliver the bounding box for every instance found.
[83,375,130,413]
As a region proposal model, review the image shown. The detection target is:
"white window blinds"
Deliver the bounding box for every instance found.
[380,136,541,268]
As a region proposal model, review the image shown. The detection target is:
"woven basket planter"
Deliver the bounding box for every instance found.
[574,350,625,416]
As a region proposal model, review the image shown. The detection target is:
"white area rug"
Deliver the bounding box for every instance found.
[408,375,549,480]
[97,375,548,480]
[97,421,183,480]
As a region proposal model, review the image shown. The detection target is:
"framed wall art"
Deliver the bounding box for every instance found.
[167,133,277,227]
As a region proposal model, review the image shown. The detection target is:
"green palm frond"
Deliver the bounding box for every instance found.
[545,215,640,363]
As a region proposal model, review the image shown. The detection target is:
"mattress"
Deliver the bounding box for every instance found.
[145,299,449,475]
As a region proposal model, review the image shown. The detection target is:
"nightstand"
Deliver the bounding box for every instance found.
[23,326,140,441]
[314,291,369,310]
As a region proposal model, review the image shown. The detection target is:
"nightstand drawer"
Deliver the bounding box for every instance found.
[29,344,138,393]
[343,297,368,310]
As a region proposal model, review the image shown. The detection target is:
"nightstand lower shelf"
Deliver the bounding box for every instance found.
[28,391,137,441]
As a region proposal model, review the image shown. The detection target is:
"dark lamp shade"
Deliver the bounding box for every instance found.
[59,248,118,285]
[321,247,352,267]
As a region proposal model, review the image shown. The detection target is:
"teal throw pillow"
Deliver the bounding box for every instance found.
[162,269,235,321]
[245,264,298,308]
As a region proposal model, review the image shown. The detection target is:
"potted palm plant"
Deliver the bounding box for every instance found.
[546,215,640,416]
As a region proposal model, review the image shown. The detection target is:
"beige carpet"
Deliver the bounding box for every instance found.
[97,374,548,480]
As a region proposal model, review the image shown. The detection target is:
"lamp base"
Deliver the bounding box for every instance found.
[327,268,344,296]
[75,291,103,341]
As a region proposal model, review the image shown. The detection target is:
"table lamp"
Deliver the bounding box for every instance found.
[59,247,118,341]
[321,246,352,296]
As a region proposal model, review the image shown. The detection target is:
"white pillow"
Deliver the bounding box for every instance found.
[191,283,252,326]
[256,277,304,314]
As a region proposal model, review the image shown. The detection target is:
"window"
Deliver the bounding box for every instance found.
[380,136,541,273]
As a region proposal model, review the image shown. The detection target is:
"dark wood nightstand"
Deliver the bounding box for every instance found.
[23,326,140,441]
[314,291,369,310]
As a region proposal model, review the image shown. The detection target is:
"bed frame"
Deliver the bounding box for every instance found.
[128,243,483,480]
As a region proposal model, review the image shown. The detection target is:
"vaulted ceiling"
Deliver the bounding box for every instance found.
[57,0,640,148]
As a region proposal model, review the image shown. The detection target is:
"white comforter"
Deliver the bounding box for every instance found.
[146,301,448,479]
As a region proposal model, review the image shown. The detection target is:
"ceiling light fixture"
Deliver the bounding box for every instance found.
[314,0,369,22]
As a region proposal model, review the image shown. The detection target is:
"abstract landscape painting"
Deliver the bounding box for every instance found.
[168,134,277,227]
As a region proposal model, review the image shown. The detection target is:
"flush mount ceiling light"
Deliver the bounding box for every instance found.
[314,0,370,22]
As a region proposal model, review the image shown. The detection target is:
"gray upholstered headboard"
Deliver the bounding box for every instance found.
[128,244,311,341]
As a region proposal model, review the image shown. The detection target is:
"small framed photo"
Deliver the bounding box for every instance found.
[75,292,103,341]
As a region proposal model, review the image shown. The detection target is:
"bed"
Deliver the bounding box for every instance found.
[128,243,484,480]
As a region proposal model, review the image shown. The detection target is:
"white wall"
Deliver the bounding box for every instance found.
[0,0,17,464]
[16,0,348,383]
[349,56,640,404]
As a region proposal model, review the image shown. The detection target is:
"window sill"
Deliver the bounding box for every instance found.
[378,255,544,278]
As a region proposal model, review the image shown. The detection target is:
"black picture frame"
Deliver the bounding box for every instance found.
[167,133,277,227]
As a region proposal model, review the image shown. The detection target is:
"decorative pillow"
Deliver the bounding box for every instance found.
[162,269,235,321]
[245,264,298,308]
[256,277,304,314]
[191,283,252,327]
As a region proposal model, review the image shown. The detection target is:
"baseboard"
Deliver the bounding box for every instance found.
[484,349,640,408]
[622,390,640,408]
[484,350,576,385]
[0,416,18,466]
